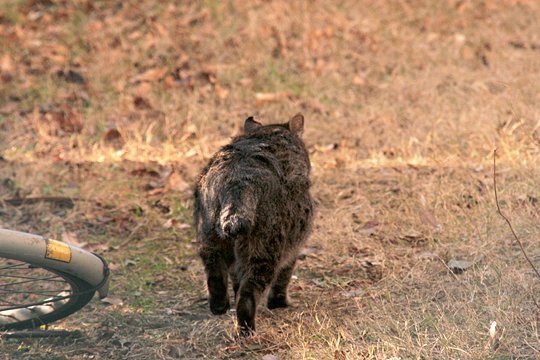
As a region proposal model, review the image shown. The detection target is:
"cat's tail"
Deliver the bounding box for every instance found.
[218,185,257,239]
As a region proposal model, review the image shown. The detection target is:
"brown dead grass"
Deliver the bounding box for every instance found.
[1,0,540,359]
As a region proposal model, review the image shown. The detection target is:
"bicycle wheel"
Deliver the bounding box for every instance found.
[0,258,96,330]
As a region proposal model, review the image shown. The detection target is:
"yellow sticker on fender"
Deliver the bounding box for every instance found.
[45,239,72,263]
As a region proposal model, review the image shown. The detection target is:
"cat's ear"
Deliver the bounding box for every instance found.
[288,113,304,135]
[244,116,262,134]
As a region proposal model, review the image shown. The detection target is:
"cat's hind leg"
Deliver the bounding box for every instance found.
[235,259,276,335]
[200,241,230,315]
[268,258,296,309]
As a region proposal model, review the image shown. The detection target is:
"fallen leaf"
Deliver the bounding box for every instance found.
[214,84,229,99]
[414,251,438,260]
[254,92,291,105]
[152,199,170,214]
[163,74,176,88]
[163,218,178,229]
[200,64,217,84]
[133,96,152,110]
[314,143,339,153]
[131,67,168,83]
[0,54,14,81]
[57,69,86,84]
[0,102,19,115]
[167,171,190,192]
[163,256,174,265]
[145,180,163,191]
[239,78,252,86]
[0,54,14,72]
[132,163,172,181]
[447,259,474,274]
[298,245,320,260]
[455,33,466,46]
[178,223,190,230]
[334,350,346,360]
[353,75,366,86]
[86,20,103,33]
[44,104,83,133]
[157,164,173,179]
[180,122,197,141]
[342,288,364,298]
[357,220,380,236]
[400,230,427,244]
[86,243,110,252]
[245,344,263,351]
[62,231,88,248]
[420,210,442,231]
[168,345,186,359]
[101,296,124,306]
[489,321,497,339]
[95,217,114,224]
[103,127,125,148]
[486,320,502,351]
[147,187,165,196]
[128,30,143,41]
[124,259,137,266]
[262,355,279,360]
[151,274,166,285]
[44,43,69,65]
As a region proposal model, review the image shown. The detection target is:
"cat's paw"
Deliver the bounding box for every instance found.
[267,294,289,309]
[209,296,230,315]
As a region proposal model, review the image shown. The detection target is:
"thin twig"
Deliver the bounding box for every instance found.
[493,148,540,281]
[3,196,78,208]
[2,330,82,339]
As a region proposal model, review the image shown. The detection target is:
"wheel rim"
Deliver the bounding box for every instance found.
[0,259,76,327]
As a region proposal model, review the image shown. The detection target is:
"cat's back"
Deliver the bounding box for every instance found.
[196,115,311,204]
[201,133,287,182]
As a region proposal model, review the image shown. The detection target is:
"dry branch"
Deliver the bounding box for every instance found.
[493,148,540,281]
[3,196,77,208]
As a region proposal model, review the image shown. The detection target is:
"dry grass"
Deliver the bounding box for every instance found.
[1,0,540,359]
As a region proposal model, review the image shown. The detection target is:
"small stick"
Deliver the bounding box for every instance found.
[493,148,540,281]
[3,196,77,208]
[2,330,82,339]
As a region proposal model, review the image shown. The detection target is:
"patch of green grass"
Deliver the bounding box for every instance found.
[2,142,37,160]
[253,59,305,95]
[204,0,223,23]
[11,74,64,112]
[118,240,185,310]
[57,9,90,62]
[40,183,55,195]
[418,315,438,333]
[170,197,193,223]
[0,0,26,25]
[122,265,157,311]
[131,292,156,309]
[70,8,86,30]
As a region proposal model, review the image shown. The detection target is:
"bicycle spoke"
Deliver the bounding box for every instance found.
[0,259,75,319]
[0,263,30,270]
[0,274,64,285]
[0,297,21,307]
[0,288,70,296]
[0,229,104,329]
[0,295,71,313]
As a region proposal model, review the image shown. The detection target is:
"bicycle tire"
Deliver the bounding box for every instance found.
[0,229,109,330]
[0,260,96,330]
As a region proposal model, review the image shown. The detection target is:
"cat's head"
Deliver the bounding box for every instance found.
[243,113,304,137]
